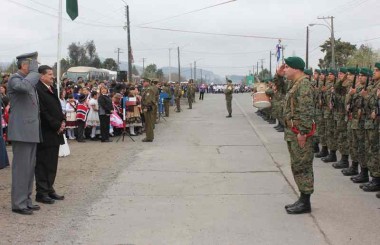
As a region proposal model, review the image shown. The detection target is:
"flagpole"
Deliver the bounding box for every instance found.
[57,0,63,97]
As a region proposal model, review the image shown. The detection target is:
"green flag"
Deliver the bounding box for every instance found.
[66,0,78,20]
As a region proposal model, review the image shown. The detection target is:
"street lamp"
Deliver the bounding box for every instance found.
[309,22,336,69]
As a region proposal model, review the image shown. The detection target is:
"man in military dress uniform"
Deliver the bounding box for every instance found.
[7,52,41,215]
[141,78,155,142]
[187,80,194,109]
[225,79,233,118]
[277,57,315,214]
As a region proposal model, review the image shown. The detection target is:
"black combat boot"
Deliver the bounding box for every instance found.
[376,192,380,198]
[315,146,328,158]
[342,162,359,176]
[322,150,337,163]
[286,193,311,214]
[362,177,380,192]
[274,122,281,129]
[269,118,276,124]
[312,142,320,154]
[226,113,232,118]
[276,124,284,132]
[332,155,349,169]
[351,167,369,183]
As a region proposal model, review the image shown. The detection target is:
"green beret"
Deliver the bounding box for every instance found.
[321,69,328,75]
[284,56,305,71]
[314,69,321,75]
[347,67,359,75]
[359,68,372,77]
[328,69,337,76]
[339,67,348,74]
[375,62,380,69]
[304,69,313,76]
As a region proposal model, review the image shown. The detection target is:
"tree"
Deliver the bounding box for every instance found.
[143,64,157,78]
[53,58,71,78]
[67,40,99,67]
[156,69,164,81]
[6,61,17,73]
[258,68,271,81]
[85,40,96,62]
[346,44,379,67]
[102,58,118,71]
[318,38,356,68]
[90,55,102,68]
[132,65,139,75]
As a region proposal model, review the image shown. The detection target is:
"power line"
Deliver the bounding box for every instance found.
[137,0,237,26]
[136,26,295,40]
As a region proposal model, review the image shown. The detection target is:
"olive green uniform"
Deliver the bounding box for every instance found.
[142,86,156,141]
[224,83,233,115]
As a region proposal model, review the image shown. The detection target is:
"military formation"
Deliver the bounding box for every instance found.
[256,57,380,214]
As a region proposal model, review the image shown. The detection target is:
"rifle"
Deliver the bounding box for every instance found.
[364,65,372,91]
[347,65,359,117]
[330,75,337,109]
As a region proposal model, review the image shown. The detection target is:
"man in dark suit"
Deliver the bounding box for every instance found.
[35,65,65,204]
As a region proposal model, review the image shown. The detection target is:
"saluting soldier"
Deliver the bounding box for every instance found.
[332,68,350,169]
[321,69,339,163]
[141,78,156,142]
[360,64,380,192]
[224,79,233,118]
[174,82,182,112]
[277,57,315,214]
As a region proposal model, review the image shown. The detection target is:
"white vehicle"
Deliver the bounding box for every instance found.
[65,66,111,82]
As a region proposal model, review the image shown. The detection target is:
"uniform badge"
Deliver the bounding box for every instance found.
[147,93,150,96]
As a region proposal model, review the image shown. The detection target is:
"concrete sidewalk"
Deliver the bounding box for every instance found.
[69,93,379,245]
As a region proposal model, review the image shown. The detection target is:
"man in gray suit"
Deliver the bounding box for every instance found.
[7,52,41,215]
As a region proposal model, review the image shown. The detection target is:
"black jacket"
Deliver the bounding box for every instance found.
[36,81,65,147]
[98,94,113,115]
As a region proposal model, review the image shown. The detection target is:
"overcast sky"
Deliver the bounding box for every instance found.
[1,0,379,76]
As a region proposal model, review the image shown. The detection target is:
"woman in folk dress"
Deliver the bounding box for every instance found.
[126,87,142,136]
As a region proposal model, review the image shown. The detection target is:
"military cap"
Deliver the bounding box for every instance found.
[328,68,337,76]
[304,69,313,76]
[16,51,38,61]
[321,69,328,75]
[375,62,380,70]
[284,56,305,71]
[339,67,348,74]
[359,68,372,77]
[227,79,232,83]
[347,67,359,75]
[314,69,321,75]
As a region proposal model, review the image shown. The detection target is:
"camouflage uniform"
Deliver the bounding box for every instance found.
[187,84,194,109]
[323,79,338,153]
[273,75,287,127]
[282,75,315,194]
[315,74,329,157]
[364,79,380,178]
[334,78,350,157]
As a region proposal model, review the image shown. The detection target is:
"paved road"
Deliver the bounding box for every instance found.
[60,93,379,245]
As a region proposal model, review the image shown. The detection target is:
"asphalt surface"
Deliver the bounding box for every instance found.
[68,93,379,245]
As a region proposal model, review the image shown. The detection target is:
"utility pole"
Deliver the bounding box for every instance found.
[125,5,133,82]
[115,48,123,71]
[177,46,181,83]
[168,49,172,82]
[252,65,255,76]
[318,16,335,68]
[269,51,272,77]
[194,61,197,82]
[190,63,193,80]
[260,59,265,72]
[256,62,259,76]
[142,58,146,74]
[306,26,309,69]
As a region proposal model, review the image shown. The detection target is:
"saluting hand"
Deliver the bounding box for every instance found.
[276,64,286,77]
[297,134,307,148]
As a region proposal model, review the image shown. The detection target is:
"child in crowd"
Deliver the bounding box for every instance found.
[65,94,77,139]
[76,94,89,143]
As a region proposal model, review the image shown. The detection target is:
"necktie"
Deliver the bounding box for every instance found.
[48,86,53,94]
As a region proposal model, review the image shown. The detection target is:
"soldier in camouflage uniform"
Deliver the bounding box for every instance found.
[332,68,350,169]
[272,75,287,132]
[304,69,319,152]
[315,70,329,158]
[321,69,339,163]
[344,68,368,183]
[360,64,380,192]
[342,67,360,176]
[225,79,233,118]
[266,80,282,128]
[277,57,315,214]
[311,69,321,153]
[174,82,182,112]
[141,78,156,142]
